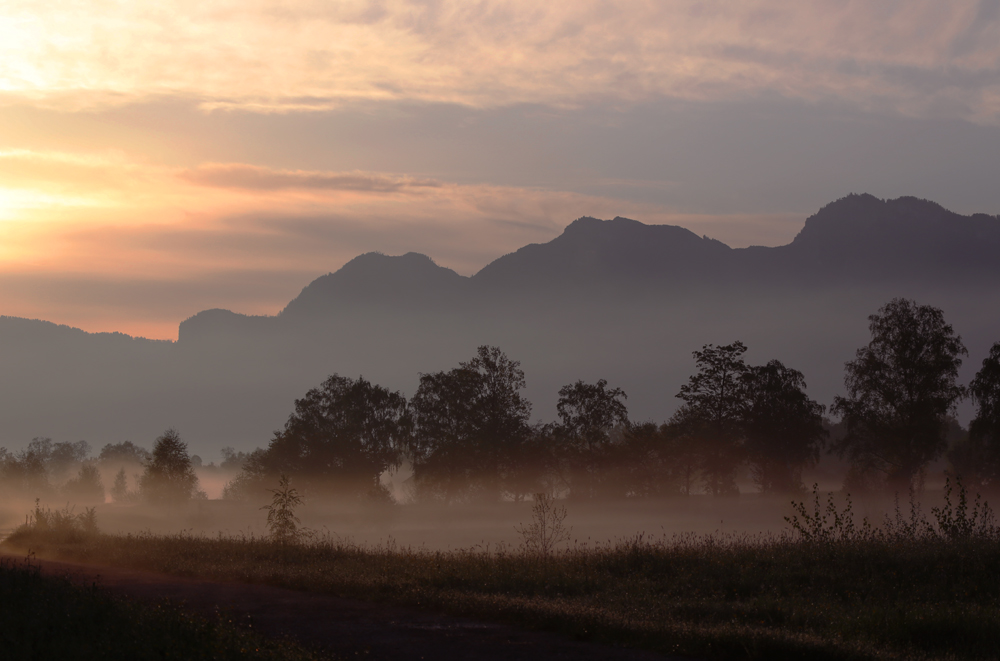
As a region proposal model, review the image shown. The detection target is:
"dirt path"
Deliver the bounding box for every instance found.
[8,555,679,660]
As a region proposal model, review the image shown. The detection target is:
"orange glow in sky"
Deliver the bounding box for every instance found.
[1,1,998,338]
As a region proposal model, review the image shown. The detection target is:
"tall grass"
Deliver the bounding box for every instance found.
[6,480,999,660]
[0,557,325,661]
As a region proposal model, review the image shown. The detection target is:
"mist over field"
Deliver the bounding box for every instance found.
[0,193,996,554]
[7,5,1000,659]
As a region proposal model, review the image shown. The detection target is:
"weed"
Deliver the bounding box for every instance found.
[784,484,870,542]
[786,478,1000,544]
[8,486,1000,660]
[262,475,303,545]
[514,492,572,556]
[930,474,999,540]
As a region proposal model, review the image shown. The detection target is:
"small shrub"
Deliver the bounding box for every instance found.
[262,474,303,545]
[931,474,999,540]
[8,499,100,547]
[785,484,869,542]
[787,478,1000,544]
[515,492,571,555]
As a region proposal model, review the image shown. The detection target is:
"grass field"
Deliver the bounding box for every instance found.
[0,556,325,661]
[6,487,1000,661]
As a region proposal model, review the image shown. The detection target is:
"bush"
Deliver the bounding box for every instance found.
[785,476,1000,544]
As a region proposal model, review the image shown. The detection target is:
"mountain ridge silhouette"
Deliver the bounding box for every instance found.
[175,193,1000,341]
[2,193,998,453]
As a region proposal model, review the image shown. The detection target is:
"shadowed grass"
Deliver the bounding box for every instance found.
[0,556,326,661]
[6,525,1000,660]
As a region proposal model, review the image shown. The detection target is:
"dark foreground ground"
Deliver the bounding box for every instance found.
[11,555,674,660]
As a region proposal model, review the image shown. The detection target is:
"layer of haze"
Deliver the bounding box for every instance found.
[1,2,1000,338]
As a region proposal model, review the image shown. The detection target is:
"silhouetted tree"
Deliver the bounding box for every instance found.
[247,374,410,501]
[742,360,826,494]
[556,379,629,499]
[674,342,749,496]
[660,414,703,496]
[139,428,199,503]
[98,441,151,467]
[0,438,55,497]
[949,342,1000,490]
[219,447,251,471]
[832,299,967,493]
[110,467,138,503]
[410,346,532,501]
[620,422,682,497]
[44,440,91,481]
[508,422,562,500]
[10,438,91,485]
[62,463,105,504]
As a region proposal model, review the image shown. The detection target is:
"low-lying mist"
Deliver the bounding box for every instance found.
[0,474,965,554]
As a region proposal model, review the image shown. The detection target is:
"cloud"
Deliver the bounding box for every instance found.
[1,1,998,122]
[178,163,441,192]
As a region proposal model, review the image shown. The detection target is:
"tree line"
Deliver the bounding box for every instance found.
[0,432,250,504]
[222,298,1000,503]
[3,297,999,504]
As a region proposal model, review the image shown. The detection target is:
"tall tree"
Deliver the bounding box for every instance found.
[62,463,105,504]
[139,428,199,503]
[660,413,703,496]
[832,298,967,493]
[674,342,749,496]
[410,346,532,501]
[741,360,826,494]
[620,422,682,498]
[950,342,1000,489]
[249,374,410,500]
[556,379,629,499]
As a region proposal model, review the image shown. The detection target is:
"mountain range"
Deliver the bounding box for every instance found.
[2,193,999,456]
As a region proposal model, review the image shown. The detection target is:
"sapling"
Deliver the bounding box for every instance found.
[262,474,303,545]
[515,492,571,556]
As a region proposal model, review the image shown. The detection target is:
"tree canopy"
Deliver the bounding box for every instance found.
[410,346,532,501]
[673,342,750,496]
[832,298,967,493]
[950,342,1000,489]
[248,374,410,500]
[742,360,826,494]
[669,343,825,495]
[556,379,629,499]
[139,428,200,504]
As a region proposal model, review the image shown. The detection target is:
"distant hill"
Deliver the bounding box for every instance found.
[2,194,999,456]
[472,216,733,291]
[756,194,1000,283]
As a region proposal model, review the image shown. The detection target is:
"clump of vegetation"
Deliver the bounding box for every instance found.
[514,492,571,555]
[262,475,304,545]
[786,477,999,543]
[8,483,1000,661]
[62,463,106,503]
[0,557,323,660]
[139,428,203,503]
[5,499,100,547]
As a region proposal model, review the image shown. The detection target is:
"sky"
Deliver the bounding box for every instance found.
[2,0,1000,340]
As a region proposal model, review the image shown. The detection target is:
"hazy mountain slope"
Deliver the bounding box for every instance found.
[2,194,998,456]
[752,194,1000,283]
[282,252,470,317]
[472,216,733,291]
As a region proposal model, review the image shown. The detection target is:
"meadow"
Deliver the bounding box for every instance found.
[4,484,1000,661]
[0,556,324,661]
